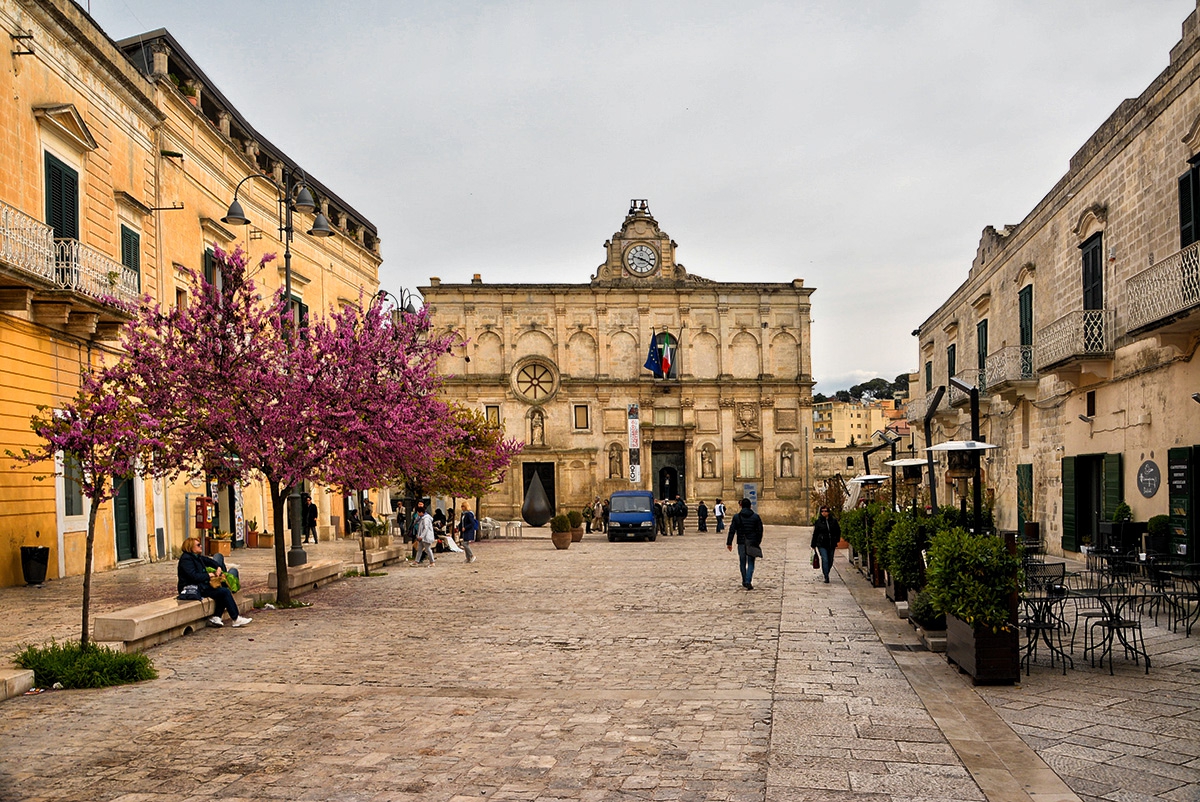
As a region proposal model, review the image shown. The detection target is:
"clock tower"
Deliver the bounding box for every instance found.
[592,199,686,282]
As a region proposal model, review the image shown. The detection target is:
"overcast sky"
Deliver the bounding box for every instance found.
[84,0,1194,393]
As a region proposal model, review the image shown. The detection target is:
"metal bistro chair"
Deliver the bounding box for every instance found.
[1087,588,1151,675]
[1019,583,1073,675]
[1165,563,1200,636]
[1066,569,1116,656]
[1024,561,1065,593]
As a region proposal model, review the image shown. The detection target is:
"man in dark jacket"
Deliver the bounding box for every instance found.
[697,500,709,532]
[726,498,764,590]
[810,505,841,583]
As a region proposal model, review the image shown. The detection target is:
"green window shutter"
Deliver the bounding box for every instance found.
[924,361,932,392]
[1062,456,1076,552]
[203,249,215,285]
[44,152,78,240]
[976,319,988,386]
[946,344,956,380]
[1082,233,1104,310]
[120,225,140,290]
[1016,463,1033,532]
[1103,452,1123,522]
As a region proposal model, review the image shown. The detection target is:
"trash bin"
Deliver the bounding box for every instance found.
[20,545,49,586]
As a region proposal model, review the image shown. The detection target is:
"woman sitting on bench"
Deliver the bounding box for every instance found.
[178,537,252,628]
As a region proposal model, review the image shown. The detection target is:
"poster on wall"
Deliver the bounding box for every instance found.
[628,404,641,484]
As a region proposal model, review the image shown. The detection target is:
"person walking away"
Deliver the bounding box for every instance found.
[726,498,764,590]
[601,499,610,533]
[178,537,252,628]
[654,499,667,537]
[415,503,436,565]
[460,507,478,563]
[673,496,688,536]
[697,500,709,532]
[714,499,726,533]
[811,505,840,583]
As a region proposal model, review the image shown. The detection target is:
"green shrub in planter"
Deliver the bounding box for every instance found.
[550,514,571,533]
[885,515,925,591]
[840,507,868,554]
[1148,514,1171,540]
[925,527,1019,633]
[15,640,157,689]
[1112,501,1132,522]
[908,590,945,631]
[567,509,583,528]
[872,507,898,573]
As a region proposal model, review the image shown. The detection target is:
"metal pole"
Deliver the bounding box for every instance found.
[922,386,945,510]
[970,386,982,534]
[283,170,307,568]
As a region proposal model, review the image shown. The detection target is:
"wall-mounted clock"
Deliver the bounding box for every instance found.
[625,244,657,275]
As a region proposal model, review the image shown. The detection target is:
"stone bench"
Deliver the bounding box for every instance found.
[1,666,35,701]
[267,558,344,596]
[92,591,247,653]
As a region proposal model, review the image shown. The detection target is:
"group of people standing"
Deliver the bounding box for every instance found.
[585,497,610,533]
[404,503,479,565]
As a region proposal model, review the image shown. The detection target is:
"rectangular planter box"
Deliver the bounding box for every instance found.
[258,533,274,549]
[885,574,908,603]
[945,614,1019,685]
[205,539,231,557]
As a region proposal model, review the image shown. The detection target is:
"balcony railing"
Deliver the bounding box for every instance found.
[902,396,931,425]
[948,369,989,406]
[54,239,140,306]
[984,345,1036,389]
[0,201,55,283]
[1127,241,1200,331]
[1035,309,1114,370]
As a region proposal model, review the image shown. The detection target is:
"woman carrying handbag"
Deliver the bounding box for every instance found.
[811,506,840,584]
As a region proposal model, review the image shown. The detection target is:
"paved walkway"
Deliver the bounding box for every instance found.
[0,528,1197,801]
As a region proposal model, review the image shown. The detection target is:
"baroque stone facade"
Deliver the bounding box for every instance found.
[423,201,815,524]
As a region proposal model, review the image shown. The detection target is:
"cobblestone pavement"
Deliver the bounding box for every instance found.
[0,529,1197,801]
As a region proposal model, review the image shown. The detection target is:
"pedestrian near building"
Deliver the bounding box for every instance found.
[415,503,436,566]
[460,507,478,563]
[697,500,709,532]
[726,498,764,590]
[601,499,610,533]
[302,495,318,544]
[714,499,726,533]
[810,506,840,583]
[178,537,251,628]
[673,496,687,536]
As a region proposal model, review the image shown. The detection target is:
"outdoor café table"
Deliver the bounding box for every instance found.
[1019,585,1073,675]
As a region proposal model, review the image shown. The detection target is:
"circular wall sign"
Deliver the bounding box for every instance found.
[1137,460,1161,498]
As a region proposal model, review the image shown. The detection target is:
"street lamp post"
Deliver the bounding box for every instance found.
[223,168,334,567]
[949,377,983,533]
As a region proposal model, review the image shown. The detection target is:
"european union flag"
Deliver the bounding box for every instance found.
[643,328,662,378]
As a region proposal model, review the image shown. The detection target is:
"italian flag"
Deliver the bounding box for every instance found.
[660,333,673,377]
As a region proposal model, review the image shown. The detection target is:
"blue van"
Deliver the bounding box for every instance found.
[607,490,657,542]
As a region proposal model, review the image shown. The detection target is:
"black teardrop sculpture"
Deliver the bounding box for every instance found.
[521,471,553,527]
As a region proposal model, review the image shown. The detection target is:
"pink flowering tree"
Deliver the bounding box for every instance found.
[113,246,454,603]
[9,374,154,645]
[410,404,522,500]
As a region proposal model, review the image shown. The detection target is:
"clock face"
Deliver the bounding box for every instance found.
[515,363,554,401]
[625,244,657,275]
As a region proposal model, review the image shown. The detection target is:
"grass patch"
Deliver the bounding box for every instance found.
[14,640,157,689]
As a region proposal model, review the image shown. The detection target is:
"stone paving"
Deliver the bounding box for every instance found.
[0,528,1197,801]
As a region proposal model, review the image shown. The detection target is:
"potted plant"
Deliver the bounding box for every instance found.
[1147,514,1171,555]
[926,526,1020,685]
[259,529,274,549]
[907,590,946,652]
[244,518,260,549]
[205,531,232,557]
[550,514,572,550]
[567,509,584,542]
[884,515,924,604]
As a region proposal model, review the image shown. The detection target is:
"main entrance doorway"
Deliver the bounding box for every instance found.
[652,441,686,501]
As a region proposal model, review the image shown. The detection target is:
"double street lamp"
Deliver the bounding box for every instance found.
[223,168,333,566]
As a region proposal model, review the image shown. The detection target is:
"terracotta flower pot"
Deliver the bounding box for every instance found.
[570,526,584,542]
[551,531,572,550]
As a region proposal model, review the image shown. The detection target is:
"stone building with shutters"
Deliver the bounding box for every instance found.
[422,200,815,525]
[907,2,1200,559]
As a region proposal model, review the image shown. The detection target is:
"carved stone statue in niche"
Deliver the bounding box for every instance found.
[780,444,794,478]
[608,443,623,478]
[735,402,759,431]
[530,409,545,446]
[701,445,716,478]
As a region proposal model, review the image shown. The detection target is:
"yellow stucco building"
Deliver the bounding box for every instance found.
[0,1,382,587]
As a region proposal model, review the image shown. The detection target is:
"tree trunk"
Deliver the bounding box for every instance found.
[268,479,292,605]
[81,480,103,647]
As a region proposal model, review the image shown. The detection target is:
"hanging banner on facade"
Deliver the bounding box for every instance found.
[628,404,641,483]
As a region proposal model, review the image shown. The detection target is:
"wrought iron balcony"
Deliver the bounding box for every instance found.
[984,345,1036,390]
[1127,241,1200,331]
[1035,309,1114,370]
[0,201,55,284]
[905,394,931,423]
[0,200,139,309]
[54,239,140,305]
[948,370,989,406]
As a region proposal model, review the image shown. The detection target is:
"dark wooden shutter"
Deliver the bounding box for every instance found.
[1062,456,1077,552]
[203,249,215,285]
[976,319,988,386]
[946,344,956,381]
[120,225,140,290]
[1181,169,1197,249]
[1018,285,1034,378]
[44,152,78,240]
[1102,453,1122,522]
[1081,233,1104,310]
[924,361,932,392]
